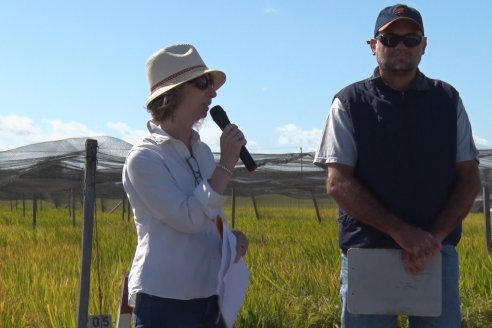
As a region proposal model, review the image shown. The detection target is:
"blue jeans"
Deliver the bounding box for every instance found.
[133,293,226,328]
[340,245,461,328]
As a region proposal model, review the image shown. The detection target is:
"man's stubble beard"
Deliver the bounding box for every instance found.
[376,53,421,78]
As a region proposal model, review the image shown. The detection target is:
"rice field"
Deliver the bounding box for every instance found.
[0,197,491,327]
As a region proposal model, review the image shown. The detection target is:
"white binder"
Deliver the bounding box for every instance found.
[347,248,442,317]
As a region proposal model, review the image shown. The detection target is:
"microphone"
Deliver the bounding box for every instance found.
[210,105,257,172]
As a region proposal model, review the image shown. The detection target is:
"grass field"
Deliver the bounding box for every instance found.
[0,197,491,327]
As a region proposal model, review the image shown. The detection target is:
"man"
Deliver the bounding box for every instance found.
[314,4,481,327]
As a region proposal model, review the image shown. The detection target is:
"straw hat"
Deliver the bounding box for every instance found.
[145,44,226,107]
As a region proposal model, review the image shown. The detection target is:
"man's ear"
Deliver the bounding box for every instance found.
[368,39,377,55]
[421,36,427,55]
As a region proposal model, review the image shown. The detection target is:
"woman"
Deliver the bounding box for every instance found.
[123,44,249,327]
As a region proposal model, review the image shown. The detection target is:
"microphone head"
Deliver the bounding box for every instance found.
[210,105,230,129]
[210,105,257,172]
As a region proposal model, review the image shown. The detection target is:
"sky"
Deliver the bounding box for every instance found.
[1,1,491,153]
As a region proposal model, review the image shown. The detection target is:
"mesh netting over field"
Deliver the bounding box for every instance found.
[0,136,491,205]
[0,136,328,204]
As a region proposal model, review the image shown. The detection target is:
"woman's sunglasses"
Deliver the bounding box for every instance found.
[376,33,423,48]
[189,75,214,90]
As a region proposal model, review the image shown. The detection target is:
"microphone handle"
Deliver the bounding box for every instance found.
[210,105,257,171]
[240,147,257,172]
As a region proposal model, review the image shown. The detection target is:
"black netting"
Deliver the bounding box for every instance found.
[0,136,491,204]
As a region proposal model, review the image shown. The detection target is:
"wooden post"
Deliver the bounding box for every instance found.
[231,188,236,229]
[32,194,37,229]
[484,187,491,252]
[311,191,322,223]
[22,197,25,217]
[76,139,98,328]
[252,196,260,220]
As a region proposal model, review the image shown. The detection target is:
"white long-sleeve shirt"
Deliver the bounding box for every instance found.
[123,120,226,306]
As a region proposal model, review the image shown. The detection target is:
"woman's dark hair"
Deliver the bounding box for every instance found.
[146,84,185,122]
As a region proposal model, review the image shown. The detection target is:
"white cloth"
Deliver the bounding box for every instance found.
[217,225,250,328]
[123,120,227,306]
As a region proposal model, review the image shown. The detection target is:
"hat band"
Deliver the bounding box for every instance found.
[150,65,206,92]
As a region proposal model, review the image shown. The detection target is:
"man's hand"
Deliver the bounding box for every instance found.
[392,225,441,273]
[402,250,437,274]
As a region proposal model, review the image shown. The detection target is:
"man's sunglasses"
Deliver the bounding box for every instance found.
[375,33,423,48]
[189,75,214,90]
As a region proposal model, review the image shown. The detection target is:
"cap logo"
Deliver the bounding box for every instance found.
[394,6,408,16]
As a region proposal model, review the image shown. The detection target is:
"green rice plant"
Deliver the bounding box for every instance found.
[458,213,492,327]
[0,204,135,327]
[0,199,491,327]
[232,207,341,328]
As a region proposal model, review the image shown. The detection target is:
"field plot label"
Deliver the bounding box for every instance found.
[88,314,112,327]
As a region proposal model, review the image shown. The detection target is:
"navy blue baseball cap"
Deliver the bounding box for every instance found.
[374,4,424,37]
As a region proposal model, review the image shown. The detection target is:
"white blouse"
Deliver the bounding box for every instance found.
[123,120,226,306]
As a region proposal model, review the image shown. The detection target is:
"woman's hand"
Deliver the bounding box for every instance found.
[208,124,247,194]
[219,124,246,170]
[233,230,248,263]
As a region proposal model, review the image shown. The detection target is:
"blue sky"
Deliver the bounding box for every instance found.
[1,1,490,153]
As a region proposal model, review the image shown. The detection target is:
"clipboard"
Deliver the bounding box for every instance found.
[347,248,442,317]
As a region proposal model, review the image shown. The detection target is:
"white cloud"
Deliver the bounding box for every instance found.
[42,119,102,139]
[474,134,489,149]
[197,119,267,153]
[107,121,146,146]
[196,122,319,154]
[276,123,321,151]
[196,119,222,152]
[0,114,157,151]
[0,115,39,136]
[0,115,106,151]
